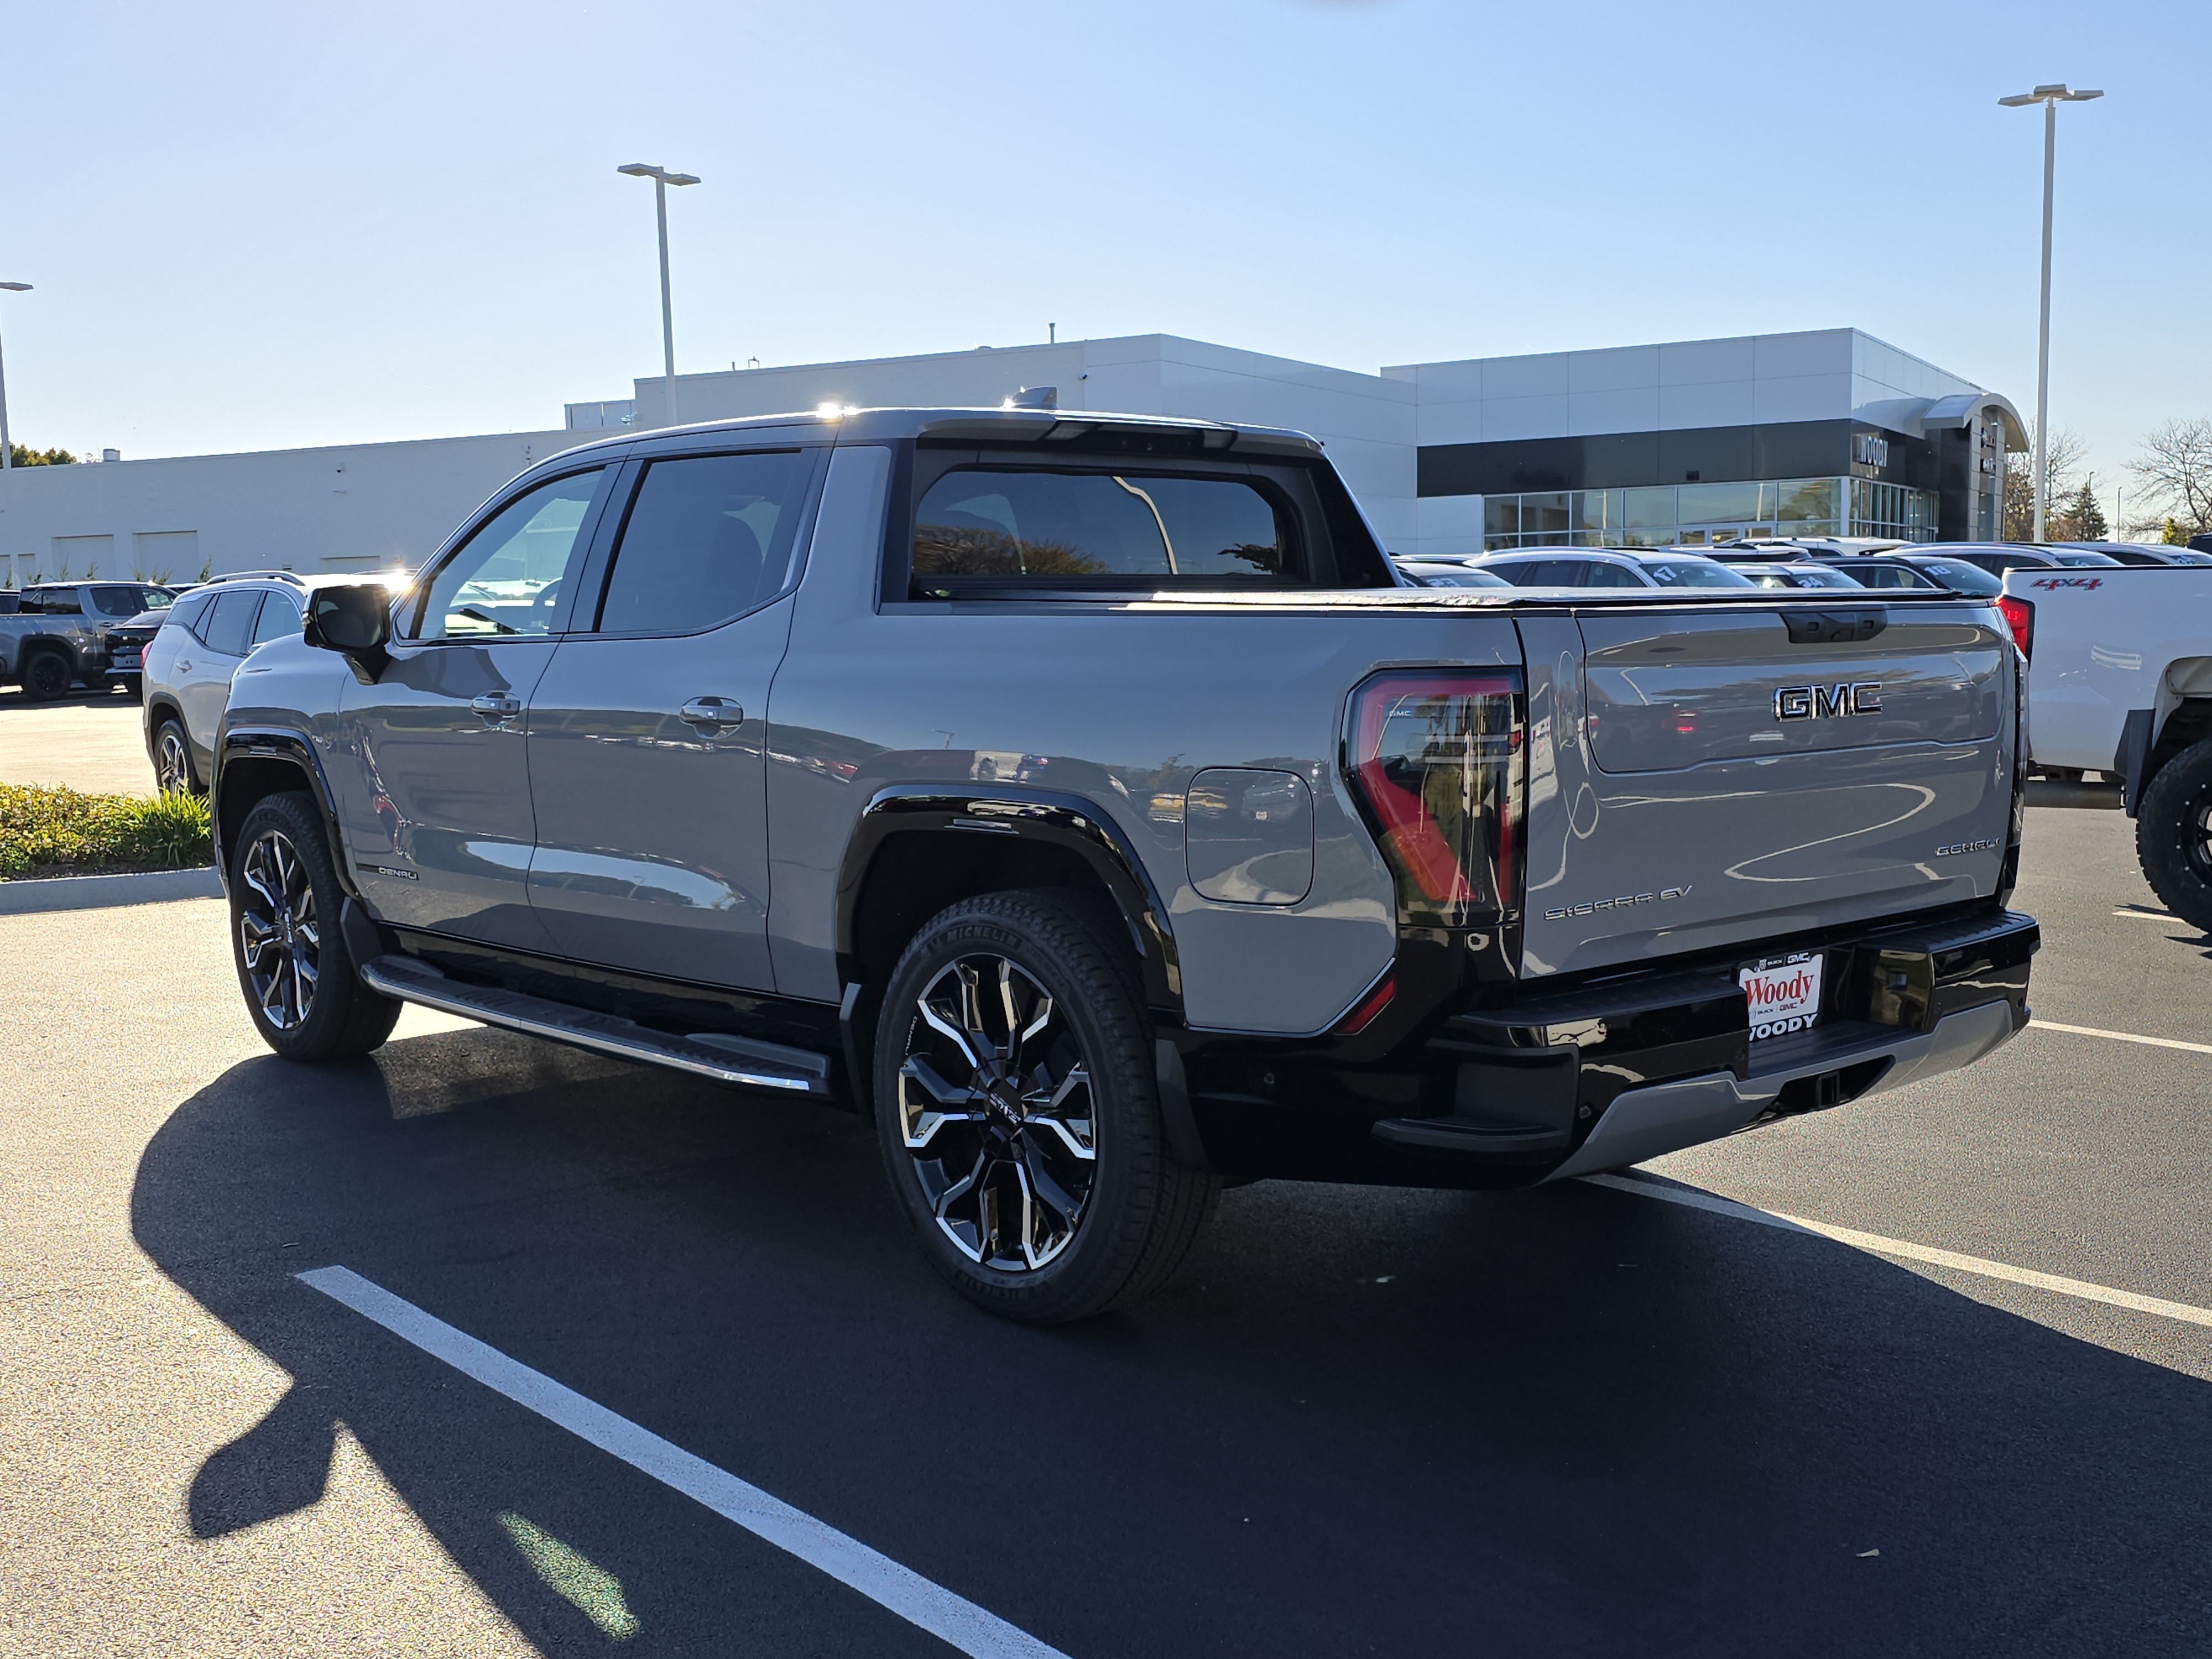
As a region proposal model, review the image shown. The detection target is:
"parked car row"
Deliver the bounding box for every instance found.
[1391,539,2212,595]
[0,581,179,699]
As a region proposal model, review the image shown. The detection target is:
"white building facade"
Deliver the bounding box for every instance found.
[0,329,2021,586]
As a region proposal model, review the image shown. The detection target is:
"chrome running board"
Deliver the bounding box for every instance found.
[358,953,833,1097]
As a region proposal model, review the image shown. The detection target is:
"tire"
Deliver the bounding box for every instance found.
[873,890,1219,1323]
[152,718,201,796]
[229,791,401,1061]
[2136,740,2212,933]
[18,650,71,702]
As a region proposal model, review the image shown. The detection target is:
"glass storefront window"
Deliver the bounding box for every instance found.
[1677,482,1762,527]
[1624,486,1676,529]
[1520,492,1571,541]
[1776,479,1838,524]
[1573,488,1624,532]
[1484,498,1519,536]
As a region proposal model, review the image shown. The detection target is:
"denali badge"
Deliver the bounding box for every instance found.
[1933,838,2000,857]
[1544,884,1692,922]
[1775,682,1882,721]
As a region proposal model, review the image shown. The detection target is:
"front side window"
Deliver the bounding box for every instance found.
[139,587,175,611]
[417,468,604,641]
[1580,562,1647,588]
[912,468,1290,589]
[596,450,808,634]
[164,592,212,634]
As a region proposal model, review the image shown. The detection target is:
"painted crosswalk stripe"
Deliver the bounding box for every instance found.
[297,1265,1068,1659]
[1582,1173,2212,1331]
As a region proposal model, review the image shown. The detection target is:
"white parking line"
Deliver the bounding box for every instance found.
[2112,907,2179,921]
[296,1266,1068,1659]
[1583,1173,2212,1331]
[2029,1019,2212,1056]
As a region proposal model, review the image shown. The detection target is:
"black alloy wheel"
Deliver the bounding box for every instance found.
[153,719,199,795]
[20,650,71,702]
[2136,739,2212,935]
[228,791,400,1061]
[874,890,1219,1323]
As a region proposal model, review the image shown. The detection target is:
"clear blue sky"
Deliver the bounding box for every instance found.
[2,0,2203,507]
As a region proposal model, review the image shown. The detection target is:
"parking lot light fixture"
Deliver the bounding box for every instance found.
[1999,84,2104,542]
[617,164,701,427]
[0,280,31,474]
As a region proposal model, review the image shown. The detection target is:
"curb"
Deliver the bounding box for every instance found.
[0,865,222,916]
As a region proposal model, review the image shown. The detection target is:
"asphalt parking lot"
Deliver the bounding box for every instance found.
[0,683,157,795]
[4,794,2211,1655]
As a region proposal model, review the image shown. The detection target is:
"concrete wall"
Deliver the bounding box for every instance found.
[0,428,581,587]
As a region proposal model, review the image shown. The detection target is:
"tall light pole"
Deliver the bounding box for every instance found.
[2000,83,2103,541]
[617,163,700,427]
[0,281,31,472]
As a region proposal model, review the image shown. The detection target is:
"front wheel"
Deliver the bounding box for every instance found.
[874,891,1218,1323]
[2136,740,2212,933]
[229,791,401,1060]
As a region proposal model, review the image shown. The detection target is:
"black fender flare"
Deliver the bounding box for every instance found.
[212,726,359,900]
[835,785,1183,1016]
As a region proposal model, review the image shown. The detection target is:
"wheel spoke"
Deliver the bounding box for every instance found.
[918,997,980,1070]
[956,962,996,1062]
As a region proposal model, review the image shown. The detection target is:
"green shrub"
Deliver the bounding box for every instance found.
[0,784,214,880]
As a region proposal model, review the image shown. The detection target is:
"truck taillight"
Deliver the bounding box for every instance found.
[1997,594,2034,661]
[1345,672,1522,927]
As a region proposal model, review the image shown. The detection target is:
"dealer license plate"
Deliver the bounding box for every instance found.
[1740,951,1822,1041]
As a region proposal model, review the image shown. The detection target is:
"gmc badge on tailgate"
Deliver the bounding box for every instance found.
[1775,682,1882,721]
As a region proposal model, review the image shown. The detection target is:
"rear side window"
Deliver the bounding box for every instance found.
[1640,561,1752,588]
[201,589,262,656]
[251,592,302,645]
[27,588,82,615]
[1581,562,1648,588]
[597,451,809,634]
[165,592,212,634]
[914,468,1291,590]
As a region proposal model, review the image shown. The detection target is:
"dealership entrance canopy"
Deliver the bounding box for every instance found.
[0,327,2023,584]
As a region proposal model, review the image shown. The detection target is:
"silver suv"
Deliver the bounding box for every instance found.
[141,573,309,793]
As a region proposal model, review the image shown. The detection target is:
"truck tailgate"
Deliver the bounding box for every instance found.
[1517,603,2013,979]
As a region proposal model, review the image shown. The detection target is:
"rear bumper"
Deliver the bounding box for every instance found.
[1178,905,2038,1186]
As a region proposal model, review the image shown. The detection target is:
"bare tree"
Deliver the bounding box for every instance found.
[2126,418,2212,540]
[2002,426,2087,541]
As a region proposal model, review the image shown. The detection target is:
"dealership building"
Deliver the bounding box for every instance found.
[0,327,2023,586]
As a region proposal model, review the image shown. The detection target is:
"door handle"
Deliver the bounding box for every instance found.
[471,693,521,724]
[678,696,744,733]
[176,659,194,672]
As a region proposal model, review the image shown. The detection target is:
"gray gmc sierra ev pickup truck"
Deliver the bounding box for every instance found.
[210,405,2038,1321]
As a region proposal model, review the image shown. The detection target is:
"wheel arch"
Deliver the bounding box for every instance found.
[836,787,1183,1018]
[212,728,356,900]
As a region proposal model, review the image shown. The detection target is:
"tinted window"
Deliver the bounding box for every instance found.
[1580,562,1648,588]
[913,468,1290,589]
[202,589,262,656]
[598,451,807,633]
[1640,561,1754,588]
[419,468,604,640]
[27,588,82,615]
[90,585,147,617]
[1495,560,1581,586]
[139,587,175,610]
[165,592,212,634]
[251,592,302,646]
[1909,560,2000,594]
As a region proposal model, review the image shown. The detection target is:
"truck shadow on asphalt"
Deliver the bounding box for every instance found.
[132,1024,2212,1657]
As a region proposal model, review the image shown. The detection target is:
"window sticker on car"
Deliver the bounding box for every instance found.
[1741,951,1822,1041]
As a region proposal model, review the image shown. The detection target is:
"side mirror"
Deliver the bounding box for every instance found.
[304,583,394,683]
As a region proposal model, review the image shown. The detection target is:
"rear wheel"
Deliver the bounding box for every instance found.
[2136,740,2212,933]
[874,891,1218,1323]
[152,719,200,795]
[19,650,71,702]
[229,791,400,1061]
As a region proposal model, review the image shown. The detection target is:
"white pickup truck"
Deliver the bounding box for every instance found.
[2002,566,2212,927]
